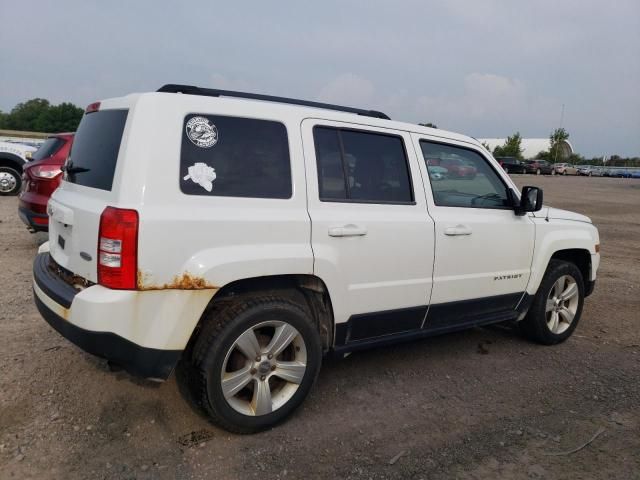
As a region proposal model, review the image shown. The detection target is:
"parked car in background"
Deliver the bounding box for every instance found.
[577,166,604,177]
[524,160,555,175]
[439,157,477,179]
[18,133,74,232]
[554,163,578,175]
[630,170,640,178]
[0,141,37,195]
[614,169,632,178]
[495,157,526,174]
[427,165,448,180]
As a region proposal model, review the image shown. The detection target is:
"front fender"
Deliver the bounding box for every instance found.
[526,219,599,295]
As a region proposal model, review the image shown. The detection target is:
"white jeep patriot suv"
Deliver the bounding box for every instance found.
[33,85,600,433]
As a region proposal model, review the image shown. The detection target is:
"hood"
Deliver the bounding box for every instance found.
[0,141,37,159]
[534,206,592,224]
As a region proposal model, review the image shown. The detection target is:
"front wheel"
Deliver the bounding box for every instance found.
[0,166,22,196]
[181,295,322,433]
[519,260,584,345]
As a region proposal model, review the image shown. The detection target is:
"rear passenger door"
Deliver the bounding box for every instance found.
[413,135,535,330]
[301,119,435,346]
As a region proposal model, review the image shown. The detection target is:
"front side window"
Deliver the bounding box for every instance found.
[314,126,413,203]
[180,115,291,199]
[420,141,510,208]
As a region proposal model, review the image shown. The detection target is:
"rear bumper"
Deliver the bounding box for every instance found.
[18,205,48,232]
[33,253,182,379]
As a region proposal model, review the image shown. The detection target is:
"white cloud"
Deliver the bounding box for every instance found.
[317,74,375,106]
[414,73,557,136]
[209,73,253,92]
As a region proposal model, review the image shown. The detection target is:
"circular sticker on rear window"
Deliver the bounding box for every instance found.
[186,116,218,148]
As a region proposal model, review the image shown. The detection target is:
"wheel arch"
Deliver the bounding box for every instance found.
[184,274,336,356]
[528,244,594,297]
[549,249,591,285]
[0,152,26,172]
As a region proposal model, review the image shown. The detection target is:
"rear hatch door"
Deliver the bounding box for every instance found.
[48,108,129,282]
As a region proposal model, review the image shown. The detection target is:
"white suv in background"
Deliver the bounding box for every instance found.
[33,85,600,433]
[0,140,37,195]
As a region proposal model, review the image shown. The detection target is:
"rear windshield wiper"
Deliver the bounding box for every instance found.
[61,164,90,174]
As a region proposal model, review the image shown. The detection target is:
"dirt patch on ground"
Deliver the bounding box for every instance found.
[1,175,638,479]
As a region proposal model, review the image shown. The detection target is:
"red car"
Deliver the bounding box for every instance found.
[18,133,74,232]
[439,158,477,179]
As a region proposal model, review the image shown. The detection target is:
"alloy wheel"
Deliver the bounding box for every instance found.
[545,275,579,334]
[220,321,307,416]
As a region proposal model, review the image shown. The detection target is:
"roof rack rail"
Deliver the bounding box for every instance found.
[156,84,390,120]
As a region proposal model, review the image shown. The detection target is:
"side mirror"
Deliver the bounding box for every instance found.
[516,186,543,214]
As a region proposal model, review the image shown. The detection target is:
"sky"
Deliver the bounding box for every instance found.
[1,0,639,157]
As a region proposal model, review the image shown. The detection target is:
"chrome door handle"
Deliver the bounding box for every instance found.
[328,224,368,237]
[444,225,472,236]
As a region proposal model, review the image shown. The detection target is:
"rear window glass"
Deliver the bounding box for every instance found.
[66,110,128,191]
[32,137,64,161]
[180,114,291,199]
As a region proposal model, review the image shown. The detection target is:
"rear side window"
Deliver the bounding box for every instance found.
[32,137,64,161]
[313,126,413,204]
[66,110,128,191]
[180,114,291,199]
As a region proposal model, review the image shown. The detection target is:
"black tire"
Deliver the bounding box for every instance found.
[519,260,585,345]
[179,295,322,434]
[0,166,22,196]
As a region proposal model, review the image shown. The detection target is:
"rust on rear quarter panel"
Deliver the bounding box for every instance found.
[137,271,218,291]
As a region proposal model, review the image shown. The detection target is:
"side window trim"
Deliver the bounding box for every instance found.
[418,138,513,210]
[313,124,416,205]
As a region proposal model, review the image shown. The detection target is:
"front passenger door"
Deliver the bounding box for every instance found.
[414,136,535,330]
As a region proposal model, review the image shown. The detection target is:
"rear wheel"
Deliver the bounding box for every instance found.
[0,167,21,196]
[180,295,322,433]
[519,260,584,345]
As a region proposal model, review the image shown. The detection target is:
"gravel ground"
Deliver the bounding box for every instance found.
[1,175,639,480]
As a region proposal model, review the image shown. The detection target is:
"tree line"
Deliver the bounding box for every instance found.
[0,99,84,133]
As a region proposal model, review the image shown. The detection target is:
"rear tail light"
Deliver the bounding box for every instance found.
[31,165,62,179]
[85,101,101,113]
[98,207,138,289]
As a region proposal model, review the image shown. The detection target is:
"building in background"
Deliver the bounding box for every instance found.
[479,138,573,160]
